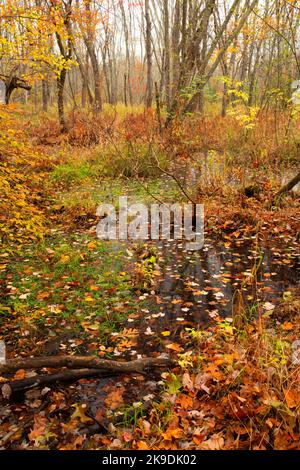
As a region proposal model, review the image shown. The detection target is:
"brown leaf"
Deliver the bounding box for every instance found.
[105,386,125,410]
[182,372,193,391]
[200,434,225,450]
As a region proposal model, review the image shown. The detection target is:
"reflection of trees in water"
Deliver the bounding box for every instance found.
[156,241,299,324]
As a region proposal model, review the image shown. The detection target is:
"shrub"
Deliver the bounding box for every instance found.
[0,106,46,248]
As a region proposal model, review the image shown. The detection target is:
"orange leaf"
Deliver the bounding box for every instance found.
[282,322,294,331]
[284,390,299,409]
[105,386,125,410]
[13,369,26,380]
[28,414,47,442]
[136,441,150,450]
[165,343,183,352]
[176,394,193,409]
[162,427,183,440]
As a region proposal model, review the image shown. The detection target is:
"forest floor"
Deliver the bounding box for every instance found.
[0,106,299,450]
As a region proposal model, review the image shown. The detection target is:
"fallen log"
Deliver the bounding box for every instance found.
[0,355,173,375]
[2,369,108,396]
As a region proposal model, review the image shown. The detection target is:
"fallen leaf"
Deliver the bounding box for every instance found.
[200,434,225,450]
[105,386,125,410]
[182,372,193,391]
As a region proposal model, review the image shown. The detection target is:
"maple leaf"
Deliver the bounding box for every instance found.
[87,241,96,250]
[28,414,48,444]
[162,426,183,440]
[176,394,194,410]
[284,389,299,409]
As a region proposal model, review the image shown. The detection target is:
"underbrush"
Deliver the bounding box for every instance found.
[121,297,300,450]
[31,105,299,210]
[33,107,159,147]
[0,106,48,249]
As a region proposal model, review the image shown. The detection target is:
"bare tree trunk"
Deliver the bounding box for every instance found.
[84,0,102,113]
[51,0,73,130]
[72,47,93,107]
[171,0,181,103]
[183,0,259,116]
[42,80,48,112]
[120,0,133,106]
[145,0,153,108]
[85,41,102,113]
[124,73,128,106]
[163,0,171,111]
[57,68,67,131]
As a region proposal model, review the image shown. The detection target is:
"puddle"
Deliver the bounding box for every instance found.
[70,236,299,417]
[136,237,299,349]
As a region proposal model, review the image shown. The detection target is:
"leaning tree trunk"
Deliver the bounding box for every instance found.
[276,170,300,197]
[0,75,31,104]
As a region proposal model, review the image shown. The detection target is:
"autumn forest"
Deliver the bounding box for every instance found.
[0,0,300,454]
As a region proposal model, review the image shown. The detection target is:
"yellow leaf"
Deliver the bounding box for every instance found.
[71,404,93,423]
[87,241,96,250]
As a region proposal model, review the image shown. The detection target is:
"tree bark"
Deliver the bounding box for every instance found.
[145,0,153,108]
[0,355,173,375]
[42,80,48,112]
[84,0,102,113]
[2,369,108,395]
[57,69,67,130]
[0,75,31,104]
[163,0,171,111]
[276,170,300,197]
